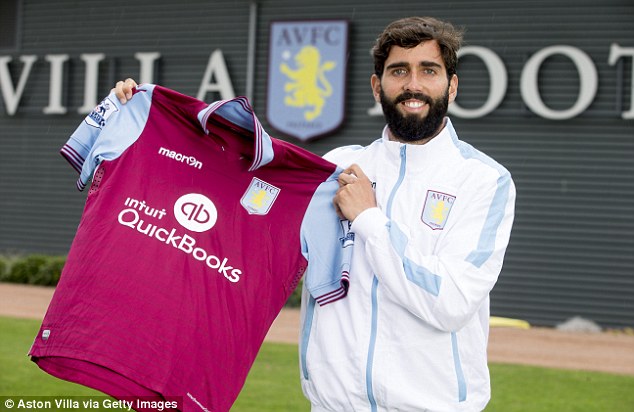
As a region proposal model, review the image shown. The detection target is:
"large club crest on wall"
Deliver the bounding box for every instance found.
[267,20,349,141]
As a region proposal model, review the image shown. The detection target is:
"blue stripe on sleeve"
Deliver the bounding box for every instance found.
[388,221,441,296]
[466,173,511,268]
[448,124,512,269]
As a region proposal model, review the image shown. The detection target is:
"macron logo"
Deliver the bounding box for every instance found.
[159,147,203,170]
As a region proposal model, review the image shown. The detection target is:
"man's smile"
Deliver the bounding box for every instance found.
[401,99,429,113]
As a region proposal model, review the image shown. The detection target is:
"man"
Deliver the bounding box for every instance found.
[114,16,515,411]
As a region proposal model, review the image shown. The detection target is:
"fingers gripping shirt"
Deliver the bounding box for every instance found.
[31,85,350,412]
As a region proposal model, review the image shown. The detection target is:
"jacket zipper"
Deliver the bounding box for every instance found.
[365,145,408,410]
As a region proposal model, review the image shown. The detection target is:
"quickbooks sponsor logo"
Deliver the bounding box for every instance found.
[158,147,203,169]
[117,195,241,283]
[174,193,217,233]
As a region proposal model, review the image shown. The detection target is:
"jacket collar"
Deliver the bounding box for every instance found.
[379,118,458,171]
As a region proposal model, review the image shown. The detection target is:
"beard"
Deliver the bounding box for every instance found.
[380,88,449,143]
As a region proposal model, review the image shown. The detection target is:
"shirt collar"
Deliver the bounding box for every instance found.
[198,97,274,171]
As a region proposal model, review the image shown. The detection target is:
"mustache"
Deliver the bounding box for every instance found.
[394,91,432,105]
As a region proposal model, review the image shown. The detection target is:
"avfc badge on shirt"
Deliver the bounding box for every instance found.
[241,177,281,215]
[421,190,456,230]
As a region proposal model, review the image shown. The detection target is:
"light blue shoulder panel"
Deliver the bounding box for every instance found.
[62,84,155,190]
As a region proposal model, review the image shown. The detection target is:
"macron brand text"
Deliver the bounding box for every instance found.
[159,147,203,169]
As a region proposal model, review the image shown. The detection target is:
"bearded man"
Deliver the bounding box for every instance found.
[301,16,516,412]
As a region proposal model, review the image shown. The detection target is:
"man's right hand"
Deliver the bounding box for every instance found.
[333,164,377,222]
[111,78,138,104]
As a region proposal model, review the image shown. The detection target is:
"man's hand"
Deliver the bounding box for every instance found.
[333,164,376,221]
[111,78,138,104]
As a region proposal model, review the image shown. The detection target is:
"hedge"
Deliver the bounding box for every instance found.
[0,255,66,286]
[0,254,303,307]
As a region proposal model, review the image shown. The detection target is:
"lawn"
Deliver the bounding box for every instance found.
[1,316,633,411]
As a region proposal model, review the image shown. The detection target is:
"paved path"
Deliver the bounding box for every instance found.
[2,282,633,376]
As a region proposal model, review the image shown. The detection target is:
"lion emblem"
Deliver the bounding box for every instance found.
[280,46,336,121]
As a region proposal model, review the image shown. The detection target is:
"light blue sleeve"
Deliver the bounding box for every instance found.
[60,84,155,190]
[300,168,353,306]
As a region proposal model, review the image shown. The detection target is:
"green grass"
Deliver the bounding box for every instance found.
[487,364,634,411]
[2,316,633,411]
[0,316,103,397]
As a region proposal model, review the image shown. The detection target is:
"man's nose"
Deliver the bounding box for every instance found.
[403,72,424,92]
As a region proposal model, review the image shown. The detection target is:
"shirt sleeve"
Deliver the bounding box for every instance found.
[300,171,353,306]
[60,85,154,191]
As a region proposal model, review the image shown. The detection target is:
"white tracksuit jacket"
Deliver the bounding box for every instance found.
[299,119,516,411]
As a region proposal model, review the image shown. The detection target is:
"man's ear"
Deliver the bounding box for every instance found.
[371,74,381,103]
[448,74,458,104]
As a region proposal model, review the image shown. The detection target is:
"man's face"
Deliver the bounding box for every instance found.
[371,41,458,144]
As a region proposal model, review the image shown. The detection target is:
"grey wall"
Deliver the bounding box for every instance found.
[1,0,632,327]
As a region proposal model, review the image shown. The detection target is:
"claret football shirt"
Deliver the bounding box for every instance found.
[29,85,350,412]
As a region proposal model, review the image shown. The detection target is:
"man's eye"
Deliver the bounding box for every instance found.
[392,68,407,76]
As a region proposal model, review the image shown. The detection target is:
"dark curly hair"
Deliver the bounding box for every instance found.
[372,17,464,80]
